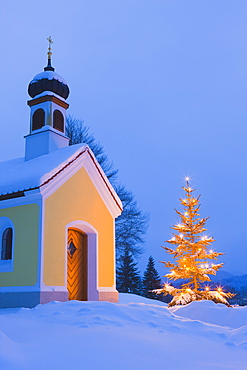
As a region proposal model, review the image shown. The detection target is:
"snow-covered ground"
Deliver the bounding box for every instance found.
[0,294,246,369]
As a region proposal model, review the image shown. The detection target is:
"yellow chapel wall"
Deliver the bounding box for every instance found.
[43,166,115,288]
[0,203,40,286]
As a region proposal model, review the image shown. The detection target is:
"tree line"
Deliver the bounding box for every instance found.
[117,253,166,301]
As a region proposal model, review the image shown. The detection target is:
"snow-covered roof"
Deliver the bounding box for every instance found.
[31,71,67,85]
[0,144,88,196]
[0,144,122,214]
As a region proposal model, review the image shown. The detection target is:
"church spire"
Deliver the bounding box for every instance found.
[25,39,70,161]
[44,36,55,71]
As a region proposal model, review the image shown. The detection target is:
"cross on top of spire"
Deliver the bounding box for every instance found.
[44,36,54,71]
[47,36,53,59]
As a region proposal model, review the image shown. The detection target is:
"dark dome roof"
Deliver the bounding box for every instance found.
[28,70,70,100]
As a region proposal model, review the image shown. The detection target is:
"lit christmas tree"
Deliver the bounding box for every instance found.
[157,177,234,307]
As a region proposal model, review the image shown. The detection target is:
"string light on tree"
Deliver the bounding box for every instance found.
[155,179,234,307]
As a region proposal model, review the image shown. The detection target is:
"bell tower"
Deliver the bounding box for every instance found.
[25,37,70,161]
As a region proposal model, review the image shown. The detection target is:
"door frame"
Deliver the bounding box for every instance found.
[65,220,98,301]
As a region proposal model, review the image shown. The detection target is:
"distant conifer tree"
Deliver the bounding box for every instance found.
[142,256,161,299]
[117,249,141,294]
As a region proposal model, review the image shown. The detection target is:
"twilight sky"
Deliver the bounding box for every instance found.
[0,0,246,276]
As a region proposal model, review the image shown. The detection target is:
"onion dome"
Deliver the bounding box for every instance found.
[28,70,70,99]
[28,37,69,100]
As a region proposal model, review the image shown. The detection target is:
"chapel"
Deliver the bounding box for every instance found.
[0,40,122,308]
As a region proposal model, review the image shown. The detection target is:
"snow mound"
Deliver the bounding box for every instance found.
[170,300,247,329]
[119,292,168,306]
[0,295,246,370]
[0,330,25,368]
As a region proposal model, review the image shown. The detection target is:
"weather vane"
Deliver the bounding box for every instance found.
[47,36,53,60]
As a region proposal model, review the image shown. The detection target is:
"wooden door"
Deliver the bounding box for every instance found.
[67,228,87,300]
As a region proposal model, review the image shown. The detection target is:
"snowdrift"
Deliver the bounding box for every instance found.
[0,294,246,370]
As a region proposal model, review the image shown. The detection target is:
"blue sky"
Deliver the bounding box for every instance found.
[0,0,246,275]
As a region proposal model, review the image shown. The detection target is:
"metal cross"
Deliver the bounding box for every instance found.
[47,36,53,50]
[47,36,53,59]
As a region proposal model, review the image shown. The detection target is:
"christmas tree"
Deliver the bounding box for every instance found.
[142,256,161,299]
[157,178,234,307]
[117,249,141,294]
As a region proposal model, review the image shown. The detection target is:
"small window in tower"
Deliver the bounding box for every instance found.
[32,108,45,131]
[53,110,64,132]
[1,228,13,260]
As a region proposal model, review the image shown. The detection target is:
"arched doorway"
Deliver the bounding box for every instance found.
[67,228,87,300]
